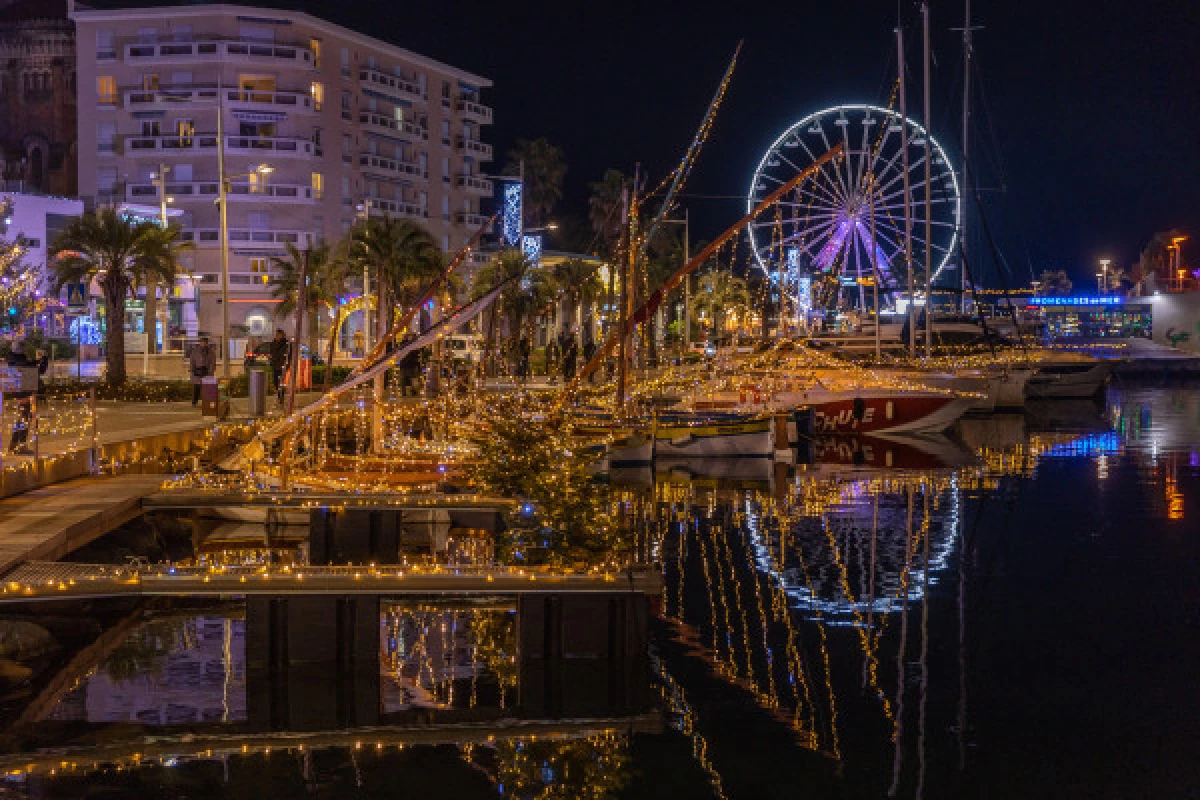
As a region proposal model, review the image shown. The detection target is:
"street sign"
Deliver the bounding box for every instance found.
[66,282,87,313]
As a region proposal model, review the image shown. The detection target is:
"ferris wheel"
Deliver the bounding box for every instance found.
[747,104,960,307]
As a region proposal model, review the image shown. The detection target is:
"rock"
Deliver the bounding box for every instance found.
[0,620,60,661]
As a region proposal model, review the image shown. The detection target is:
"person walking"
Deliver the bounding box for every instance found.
[6,341,45,454]
[188,336,216,407]
[352,328,365,359]
[268,329,290,404]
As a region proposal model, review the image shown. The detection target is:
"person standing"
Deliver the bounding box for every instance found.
[352,328,365,359]
[6,341,42,454]
[268,329,290,404]
[561,336,578,382]
[188,336,216,406]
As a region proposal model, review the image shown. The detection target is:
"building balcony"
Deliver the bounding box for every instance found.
[121,134,314,158]
[454,136,493,161]
[358,66,423,104]
[180,228,313,251]
[364,198,427,221]
[126,181,316,204]
[123,84,220,108]
[358,111,427,143]
[224,88,315,114]
[455,174,493,196]
[124,38,316,68]
[454,211,489,228]
[359,153,427,181]
[455,96,493,125]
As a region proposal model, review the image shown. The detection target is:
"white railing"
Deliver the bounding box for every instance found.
[358,152,426,179]
[367,198,426,220]
[455,97,493,124]
[454,136,493,160]
[125,38,315,67]
[127,182,314,203]
[455,175,494,194]
[358,111,427,141]
[454,211,489,228]
[358,66,423,101]
[223,135,314,157]
[181,228,313,249]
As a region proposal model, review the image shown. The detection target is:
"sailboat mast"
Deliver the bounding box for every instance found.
[616,181,631,415]
[923,2,933,360]
[961,0,972,314]
[897,26,915,359]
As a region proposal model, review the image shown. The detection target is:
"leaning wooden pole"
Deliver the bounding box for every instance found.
[564,143,845,395]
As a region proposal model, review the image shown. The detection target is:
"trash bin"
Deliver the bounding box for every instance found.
[201,377,220,417]
[248,366,268,418]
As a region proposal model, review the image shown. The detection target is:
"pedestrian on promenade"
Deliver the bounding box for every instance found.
[188,336,216,406]
[6,341,43,454]
[352,328,365,358]
[268,329,290,404]
[562,336,578,381]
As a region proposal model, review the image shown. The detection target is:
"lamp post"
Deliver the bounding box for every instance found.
[217,161,273,378]
[1098,258,1111,294]
[145,162,172,376]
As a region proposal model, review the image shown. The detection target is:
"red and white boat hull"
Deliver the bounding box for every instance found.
[805,394,972,435]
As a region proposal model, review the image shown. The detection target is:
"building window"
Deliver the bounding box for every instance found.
[97,75,116,105]
[97,122,116,154]
[142,73,159,91]
[140,119,161,137]
[248,211,270,230]
[441,80,451,99]
[312,127,323,156]
[249,257,269,273]
[96,31,116,60]
[340,47,350,78]
[341,90,352,120]
[341,176,351,203]
[342,134,352,163]
[175,118,194,144]
[97,167,118,197]
[310,81,324,111]
[440,120,450,145]
[309,37,321,67]
[311,172,324,199]
[441,196,449,221]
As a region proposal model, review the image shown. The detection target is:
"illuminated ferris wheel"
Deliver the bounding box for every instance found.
[747,104,960,307]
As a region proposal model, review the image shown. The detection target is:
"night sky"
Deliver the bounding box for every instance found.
[196,1,1200,285]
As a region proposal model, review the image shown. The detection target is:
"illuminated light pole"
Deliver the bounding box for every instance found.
[217,161,273,378]
[145,162,172,376]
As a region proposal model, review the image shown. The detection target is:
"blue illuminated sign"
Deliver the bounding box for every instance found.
[502,183,522,247]
[1028,296,1122,307]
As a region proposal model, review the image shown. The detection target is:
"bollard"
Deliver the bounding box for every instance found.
[247,366,268,418]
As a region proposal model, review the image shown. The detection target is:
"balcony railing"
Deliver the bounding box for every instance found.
[225,88,314,113]
[455,175,494,195]
[455,97,493,124]
[122,135,314,158]
[366,198,427,220]
[122,85,312,113]
[125,38,315,67]
[358,153,427,180]
[180,228,313,250]
[454,136,493,160]
[358,66,423,103]
[454,211,489,228]
[127,182,314,203]
[358,111,427,142]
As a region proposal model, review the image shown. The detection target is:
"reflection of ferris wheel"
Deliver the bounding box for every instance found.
[747,104,960,305]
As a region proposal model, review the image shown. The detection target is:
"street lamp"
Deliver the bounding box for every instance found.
[217,162,273,377]
[1169,236,1188,291]
[1098,258,1111,294]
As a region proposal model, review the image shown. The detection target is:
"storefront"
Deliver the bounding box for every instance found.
[1030,296,1152,340]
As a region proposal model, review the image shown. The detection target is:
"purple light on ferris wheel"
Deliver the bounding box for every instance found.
[814,217,852,272]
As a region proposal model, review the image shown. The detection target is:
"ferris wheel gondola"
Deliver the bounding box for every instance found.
[747,104,960,309]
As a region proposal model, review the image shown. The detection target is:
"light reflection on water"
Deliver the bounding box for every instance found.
[8,387,1200,798]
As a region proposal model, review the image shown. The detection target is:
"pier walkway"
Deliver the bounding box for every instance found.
[0,561,663,601]
[0,475,164,574]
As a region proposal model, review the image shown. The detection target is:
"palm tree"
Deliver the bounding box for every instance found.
[270,241,353,391]
[50,208,182,386]
[347,217,442,340]
[694,269,750,346]
[503,138,566,228]
[551,258,605,342]
[473,249,534,374]
[1036,269,1073,296]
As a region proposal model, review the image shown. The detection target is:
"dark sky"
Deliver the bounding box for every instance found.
[310,0,1197,285]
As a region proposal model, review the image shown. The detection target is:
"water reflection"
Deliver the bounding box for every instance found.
[3,387,1199,798]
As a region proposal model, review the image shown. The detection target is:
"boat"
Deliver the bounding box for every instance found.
[801,432,976,471]
[652,411,775,459]
[1025,356,1111,399]
[883,366,1032,412]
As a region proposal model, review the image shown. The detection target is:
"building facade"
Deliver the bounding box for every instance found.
[0,0,78,197]
[71,2,493,348]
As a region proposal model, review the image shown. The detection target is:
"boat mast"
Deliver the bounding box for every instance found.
[897,26,915,359]
[616,179,631,416]
[923,1,934,360]
[960,0,973,315]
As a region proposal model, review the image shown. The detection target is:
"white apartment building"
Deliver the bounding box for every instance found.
[71,2,493,347]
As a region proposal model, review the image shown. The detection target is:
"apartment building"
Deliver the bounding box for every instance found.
[71,2,493,344]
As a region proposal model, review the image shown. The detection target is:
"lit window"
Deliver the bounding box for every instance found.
[310,81,324,111]
[249,257,268,273]
[97,76,116,105]
[309,37,321,68]
[311,172,324,199]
